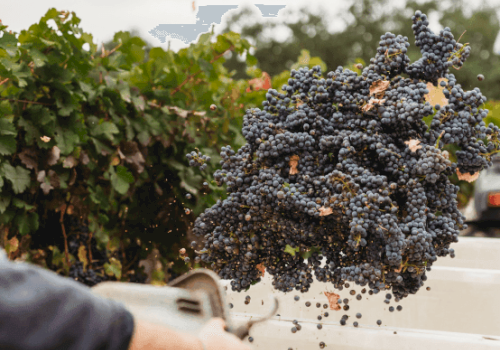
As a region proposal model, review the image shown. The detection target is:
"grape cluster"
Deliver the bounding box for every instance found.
[186,150,211,170]
[192,10,500,299]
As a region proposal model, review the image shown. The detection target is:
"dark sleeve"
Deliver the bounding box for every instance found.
[0,248,135,350]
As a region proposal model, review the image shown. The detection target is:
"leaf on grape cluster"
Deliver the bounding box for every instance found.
[369,80,390,98]
[456,169,480,182]
[318,206,333,216]
[255,263,265,277]
[362,98,386,112]
[289,155,299,175]
[424,78,448,107]
[324,291,341,311]
[404,139,422,152]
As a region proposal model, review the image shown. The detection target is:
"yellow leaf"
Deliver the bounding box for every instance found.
[111,156,120,166]
[78,245,88,271]
[5,236,19,255]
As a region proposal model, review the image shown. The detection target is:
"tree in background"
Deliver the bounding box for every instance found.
[221,0,500,100]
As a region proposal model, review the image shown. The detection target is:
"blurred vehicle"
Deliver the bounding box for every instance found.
[463,155,500,236]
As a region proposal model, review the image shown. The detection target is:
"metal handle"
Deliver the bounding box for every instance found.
[232,297,279,340]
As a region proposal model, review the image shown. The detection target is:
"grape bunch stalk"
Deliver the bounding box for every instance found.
[190,10,500,299]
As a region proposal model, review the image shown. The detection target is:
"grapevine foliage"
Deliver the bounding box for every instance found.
[0,9,264,286]
[193,11,500,299]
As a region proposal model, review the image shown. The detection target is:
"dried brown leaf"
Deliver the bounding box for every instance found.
[68,168,77,186]
[47,146,60,166]
[324,291,341,311]
[63,155,78,168]
[369,80,390,97]
[40,182,53,195]
[120,141,146,174]
[80,151,90,165]
[256,263,265,277]
[404,139,422,152]
[18,148,38,171]
[361,98,386,112]
[48,170,60,188]
[424,78,448,107]
[36,170,46,183]
[318,206,333,216]
[289,155,299,175]
[456,169,480,182]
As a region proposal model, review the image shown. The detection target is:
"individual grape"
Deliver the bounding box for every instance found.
[353,321,359,327]
[305,301,311,307]
[356,294,362,300]
[317,324,323,330]
[210,104,217,111]
[318,315,322,321]
[291,327,297,333]
[320,342,326,349]
[477,74,484,81]
[377,320,382,326]
[389,306,395,312]
[186,193,192,199]
[426,287,431,291]
[356,313,362,319]
[294,295,300,301]
[324,312,329,317]
[397,305,403,311]
[293,319,298,324]
[179,248,186,255]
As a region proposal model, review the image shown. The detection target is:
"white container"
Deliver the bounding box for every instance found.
[223,265,500,340]
[233,314,500,350]
[433,237,500,270]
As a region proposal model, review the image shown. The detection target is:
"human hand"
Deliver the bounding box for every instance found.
[198,318,252,350]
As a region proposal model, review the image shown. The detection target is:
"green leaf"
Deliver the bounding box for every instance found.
[104,258,122,280]
[0,194,11,214]
[284,244,299,256]
[29,48,48,67]
[55,127,79,155]
[28,212,39,231]
[0,119,17,136]
[92,121,119,141]
[110,165,134,195]
[12,197,35,210]
[98,213,109,224]
[15,213,30,235]
[0,163,31,194]
[0,135,17,155]
[246,54,258,67]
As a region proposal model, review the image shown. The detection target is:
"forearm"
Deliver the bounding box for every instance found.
[128,318,203,350]
[0,249,134,350]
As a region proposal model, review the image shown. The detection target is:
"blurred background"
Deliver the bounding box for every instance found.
[0,0,499,288]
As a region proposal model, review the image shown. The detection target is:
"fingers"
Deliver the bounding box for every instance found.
[208,317,226,330]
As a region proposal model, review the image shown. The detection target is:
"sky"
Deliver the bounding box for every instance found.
[2,0,500,53]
